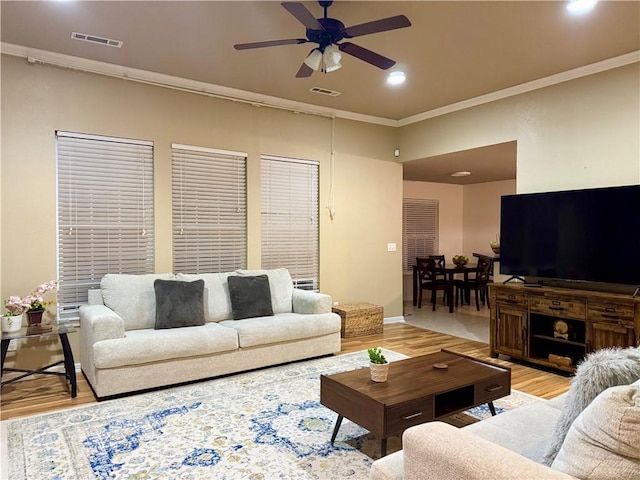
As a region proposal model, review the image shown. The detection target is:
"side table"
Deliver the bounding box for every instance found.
[1,324,77,398]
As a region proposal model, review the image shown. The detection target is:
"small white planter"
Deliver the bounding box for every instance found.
[2,313,24,333]
[370,362,390,382]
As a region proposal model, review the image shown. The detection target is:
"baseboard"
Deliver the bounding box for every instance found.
[384,316,405,324]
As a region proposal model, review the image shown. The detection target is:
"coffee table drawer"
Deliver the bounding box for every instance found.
[386,397,433,435]
[475,377,510,404]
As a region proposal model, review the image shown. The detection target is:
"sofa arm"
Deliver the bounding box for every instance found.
[292,289,332,314]
[403,422,577,480]
[79,304,126,344]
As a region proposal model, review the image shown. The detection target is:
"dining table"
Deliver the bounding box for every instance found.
[412,262,479,313]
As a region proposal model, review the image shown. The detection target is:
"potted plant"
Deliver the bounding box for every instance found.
[24,280,57,325]
[2,295,29,333]
[368,347,389,382]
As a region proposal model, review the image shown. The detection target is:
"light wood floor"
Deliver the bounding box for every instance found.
[0,323,571,421]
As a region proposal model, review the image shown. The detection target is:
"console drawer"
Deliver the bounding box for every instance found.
[588,301,635,326]
[475,376,511,404]
[495,291,528,308]
[530,297,586,320]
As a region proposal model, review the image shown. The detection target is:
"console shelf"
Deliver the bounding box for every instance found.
[489,284,639,372]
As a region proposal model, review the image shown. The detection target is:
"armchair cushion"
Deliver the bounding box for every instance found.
[551,380,640,479]
[228,274,274,320]
[154,279,205,329]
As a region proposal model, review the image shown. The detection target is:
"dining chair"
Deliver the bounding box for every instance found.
[418,255,448,304]
[416,257,448,311]
[456,257,492,310]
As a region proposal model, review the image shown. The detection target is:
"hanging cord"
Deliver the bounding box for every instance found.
[326,116,336,221]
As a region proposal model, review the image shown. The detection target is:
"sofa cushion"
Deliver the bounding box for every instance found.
[551,380,640,479]
[101,273,175,330]
[154,279,205,329]
[92,323,239,368]
[176,272,233,322]
[543,346,640,465]
[464,398,563,464]
[228,275,274,320]
[220,312,341,348]
[235,268,293,314]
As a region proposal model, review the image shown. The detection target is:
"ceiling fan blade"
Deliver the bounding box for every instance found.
[282,2,324,30]
[338,42,396,70]
[343,15,411,38]
[295,62,314,78]
[234,38,308,50]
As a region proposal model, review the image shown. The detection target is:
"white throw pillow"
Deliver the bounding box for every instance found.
[551,379,640,479]
[544,346,640,465]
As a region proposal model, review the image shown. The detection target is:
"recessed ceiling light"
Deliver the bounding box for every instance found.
[451,171,471,177]
[567,0,598,14]
[387,71,406,86]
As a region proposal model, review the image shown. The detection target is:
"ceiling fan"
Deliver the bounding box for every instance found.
[233,1,411,78]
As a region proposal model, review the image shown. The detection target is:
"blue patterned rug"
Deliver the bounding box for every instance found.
[2,349,541,479]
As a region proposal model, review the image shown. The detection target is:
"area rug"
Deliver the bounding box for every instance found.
[2,349,541,480]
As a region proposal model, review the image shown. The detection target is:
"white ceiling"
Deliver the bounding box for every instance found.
[2,1,638,183]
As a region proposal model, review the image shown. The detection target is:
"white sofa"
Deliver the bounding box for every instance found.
[370,395,573,480]
[79,268,341,399]
[370,346,640,480]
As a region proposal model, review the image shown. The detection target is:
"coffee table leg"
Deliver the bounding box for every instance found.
[330,414,344,443]
[381,437,388,457]
[488,401,497,416]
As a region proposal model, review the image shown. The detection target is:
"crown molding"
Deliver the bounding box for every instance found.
[398,50,640,127]
[2,43,638,129]
[0,43,398,127]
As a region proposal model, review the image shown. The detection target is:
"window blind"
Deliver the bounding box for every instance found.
[172,144,247,273]
[402,198,439,273]
[56,131,154,321]
[261,156,319,290]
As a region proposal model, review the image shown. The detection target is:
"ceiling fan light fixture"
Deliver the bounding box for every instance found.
[323,45,342,73]
[387,71,406,85]
[303,49,323,71]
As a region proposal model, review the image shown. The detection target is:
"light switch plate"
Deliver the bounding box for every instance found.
[7,339,18,351]
[387,243,397,252]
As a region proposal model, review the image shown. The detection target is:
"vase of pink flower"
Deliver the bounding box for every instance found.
[2,295,30,332]
[3,281,57,328]
[24,280,57,325]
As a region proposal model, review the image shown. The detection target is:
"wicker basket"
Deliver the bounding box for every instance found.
[332,303,384,338]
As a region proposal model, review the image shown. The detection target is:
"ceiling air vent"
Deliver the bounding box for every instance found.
[72,32,123,48]
[309,87,341,97]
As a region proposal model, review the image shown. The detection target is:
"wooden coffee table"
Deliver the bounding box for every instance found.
[320,349,510,456]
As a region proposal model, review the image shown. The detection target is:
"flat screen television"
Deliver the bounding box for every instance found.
[499,184,640,286]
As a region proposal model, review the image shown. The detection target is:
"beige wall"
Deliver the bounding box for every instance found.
[463,179,516,256]
[1,54,403,368]
[399,64,640,193]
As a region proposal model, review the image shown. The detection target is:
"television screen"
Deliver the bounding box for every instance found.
[500,184,640,286]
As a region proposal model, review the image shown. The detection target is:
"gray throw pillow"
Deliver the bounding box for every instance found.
[543,346,640,465]
[228,274,274,320]
[154,279,205,329]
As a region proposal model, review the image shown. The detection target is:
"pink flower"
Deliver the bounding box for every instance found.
[3,280,58,315]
